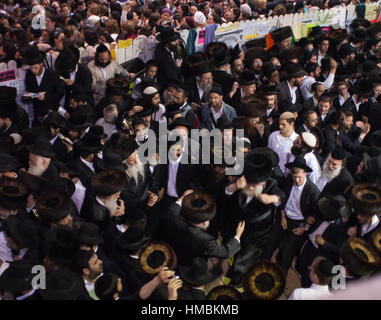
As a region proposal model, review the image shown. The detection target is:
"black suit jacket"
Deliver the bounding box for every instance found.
[24,68,65,117]
[322,125,343,158]
[213,69,237,103]
[278,80,303,106]
[120,166,149,209]
[281,176,321,221]
[321,167,353,198]
[154,44,181,89]
[187,78,207,106]
[161,202,241,267]
[80,192,111,232]
[73,158,96,190]
[64,63,93,108]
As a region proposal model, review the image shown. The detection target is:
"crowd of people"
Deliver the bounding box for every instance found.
[0,0,380,301]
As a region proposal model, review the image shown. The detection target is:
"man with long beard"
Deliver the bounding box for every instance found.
[224,151,285,287]
[315,148,353,197]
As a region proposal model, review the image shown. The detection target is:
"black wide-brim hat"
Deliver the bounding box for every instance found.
[238,70,257,86]
[244,47,266,68]
[88,125,108,140]
[181,192,216,224]
[249,147,279,168]
[191,61,211,76]
[243,151,273,184]
[243,260,286,300]
[36,191,73,222]
[0,177,28,209]
[139,241,177,275]
[285,62,307,78]
[17,171,47,195]
[355,79,374,98]
[6,215,40,249]
[318,195,350,220]
[117,226,151,253]
[0,260,34,292]
[106,77,130,96]
[245,37,267,49]
[350,184,381,217]
[164,103,183,118]
[79,222,104,246]
[65,112,92,131]
[23,46,46,65]
[156,27,180,43]
[339,238,381,277]
[207,285,242,300]
[205,42,229,60]
[261,62,278,78]
[279,102,303,114]
[179,257,218,287]
[349,28,369,43]
[168,116,192,132]
[271,26,293,42]
[240,96,267,118]
[0,86,17,100]
[370,228,381,254]
[256,84,278,96]
[76,133,103,153]
[55,47,78,75]
[44,111,66,128]
[212,47,229,67]
[97,152,127,172]
[285,156,312,173]
[27,139,56,158]
[39,268,85,300]
[91,169,125,197]
[134,104,156,118]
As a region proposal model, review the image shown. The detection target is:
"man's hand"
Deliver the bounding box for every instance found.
[114,199,125,216]
[147,191,158,207]
[255,122,265,137]
[315,234,325,246]
[235,175,247,190]
[128,72,136,79]
[229,82,239,98]
[347,226,357,238]
[61,140,73,152]
[235,221,245,239]
[128,105,143,117]
[167,277,183,300]
[158,267,175,284]
[190,102,201,111]
[258,194,278,205]
[306,216,315,225]
[64,78,74,86]
[36,92,45,101]
[281,210,287,230]
[292,227,305,236]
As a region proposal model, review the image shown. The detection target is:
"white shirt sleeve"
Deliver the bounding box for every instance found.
[322,73,335,90]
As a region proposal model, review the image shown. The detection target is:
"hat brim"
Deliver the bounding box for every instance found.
[139,241,177,275]
[26,145,56,158]
[285,162,312,173]
[179,264,218,287]
[156,32,180,43]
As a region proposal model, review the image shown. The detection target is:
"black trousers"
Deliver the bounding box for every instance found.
[261,217,307,272]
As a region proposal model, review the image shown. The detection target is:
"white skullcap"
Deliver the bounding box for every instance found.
[194,11,206,25]
[301,132,317,148]
[143,86,158,95]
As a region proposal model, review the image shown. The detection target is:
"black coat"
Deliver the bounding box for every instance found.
[154,44,181,89]
[120,165,150,209]
[80,192,111,232]
[320,167,353,198]
[280,176,321,221]
[40,161,59,181]
[24,68,65,117]
[322,125,343,158]
[213,69,237,105]
[278,80,303,106]
[160,202,241,267]
[187,78,208,106]
[72,157,96,190]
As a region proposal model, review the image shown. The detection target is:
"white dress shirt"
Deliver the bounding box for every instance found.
[300,73,334,101]
[287,152,321,185]
[211,105,224,123]
[84,274,103,300]
[35,67,46,86]
[0,232,27,262]
[167,154,183,198]
[338,94,350,106]
[308,220,332,248]
[361,215,380,237]
[288,283,331,300]
[49,135,59,145]
[287,81,297,104]
[352,96,361,112]
[196,81,204,101]
[315,174,328,192]
[284,178,306,221]
[60,65,78,108]
[72,179,86,213]
[268,130,299,174]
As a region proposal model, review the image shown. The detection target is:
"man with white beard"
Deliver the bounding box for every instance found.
[315,148,353,197]
[225,151,285,287]
[27,139,59,180]
[80,169,125,233]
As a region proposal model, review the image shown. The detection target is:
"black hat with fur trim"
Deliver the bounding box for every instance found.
[205,42,228,60]
[370,228,381,254]
[191,61,211,76]
[36,191,73,224]
[271,26,293,43]
[243,151,273,184]
[106,77,129,96]
[91,169,125,197]
[23,45,46,65]
[243,260,286,300]
[212,47,230,67]
[280,47,303,63]
[318,195,350,221]
[117,226,151,254]
[0,153,20,173]
[139,241,177,275]
[245,37,266,49]
[4,215,40,249]
[207,285,242,300]
[244,47,266,69]
[181,192,216,223]
[350,184,381,217]
[0,260,34,292]
[240,95,267,118]
[339,238,381,277]
[0,176,28,209]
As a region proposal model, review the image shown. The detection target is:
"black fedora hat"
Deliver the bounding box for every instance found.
[117,225,151,254]
[271,26,293,42]
[250,147,279,168]
[0,153,20,173]
[318,195,350,221]
[164,103,183,118]
[350,184,381,217]
[285,157,312,172]
[212,47,229,67]
[97,152,126,172]
[44,111,66,128]
[39,268,85,300]
[156,27,180,43]
[88,125,108,140]
[354,79,374,98]
[36,191,73,224]
[179,257,218,287]
[279,102,303,114]
[207,285,242,300]
[191,61,211,76]
[339,238,381,277]
[5,215,40,249]
[285,62,307,78]
[243,260,286,300]
[240,96,267,118]
[106,77,129,96]
[181,192,216,224]
[91,169,125,197]
[55,47,78,76]
[76,133,103,153]
[139,241,177,275]
[168,116,192,132]
[238,70,257,86]
[243,151,273,184]
[27,139,56,158]
[46,177,76,198]
[362,60,380,77]
[79,222,103,246]
[134,102,155,118]
[23,45,46,65]
[256,84,278,96]
[0,260,34,292]
[261,62,278,78]
[65,111,91,131]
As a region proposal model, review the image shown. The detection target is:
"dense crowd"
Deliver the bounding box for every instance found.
[0,0,380,301]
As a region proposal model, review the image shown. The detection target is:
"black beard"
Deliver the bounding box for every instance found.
[291,145,303,156]
[96,60,111,68]
[168,44,178,52]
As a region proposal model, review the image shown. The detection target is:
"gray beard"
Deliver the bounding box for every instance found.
[27,164,46,177]
[322,160,342,182]
[126,160,145,185]
[200,81,213,94]
[242,183,265,198]
[104,196,118,217]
